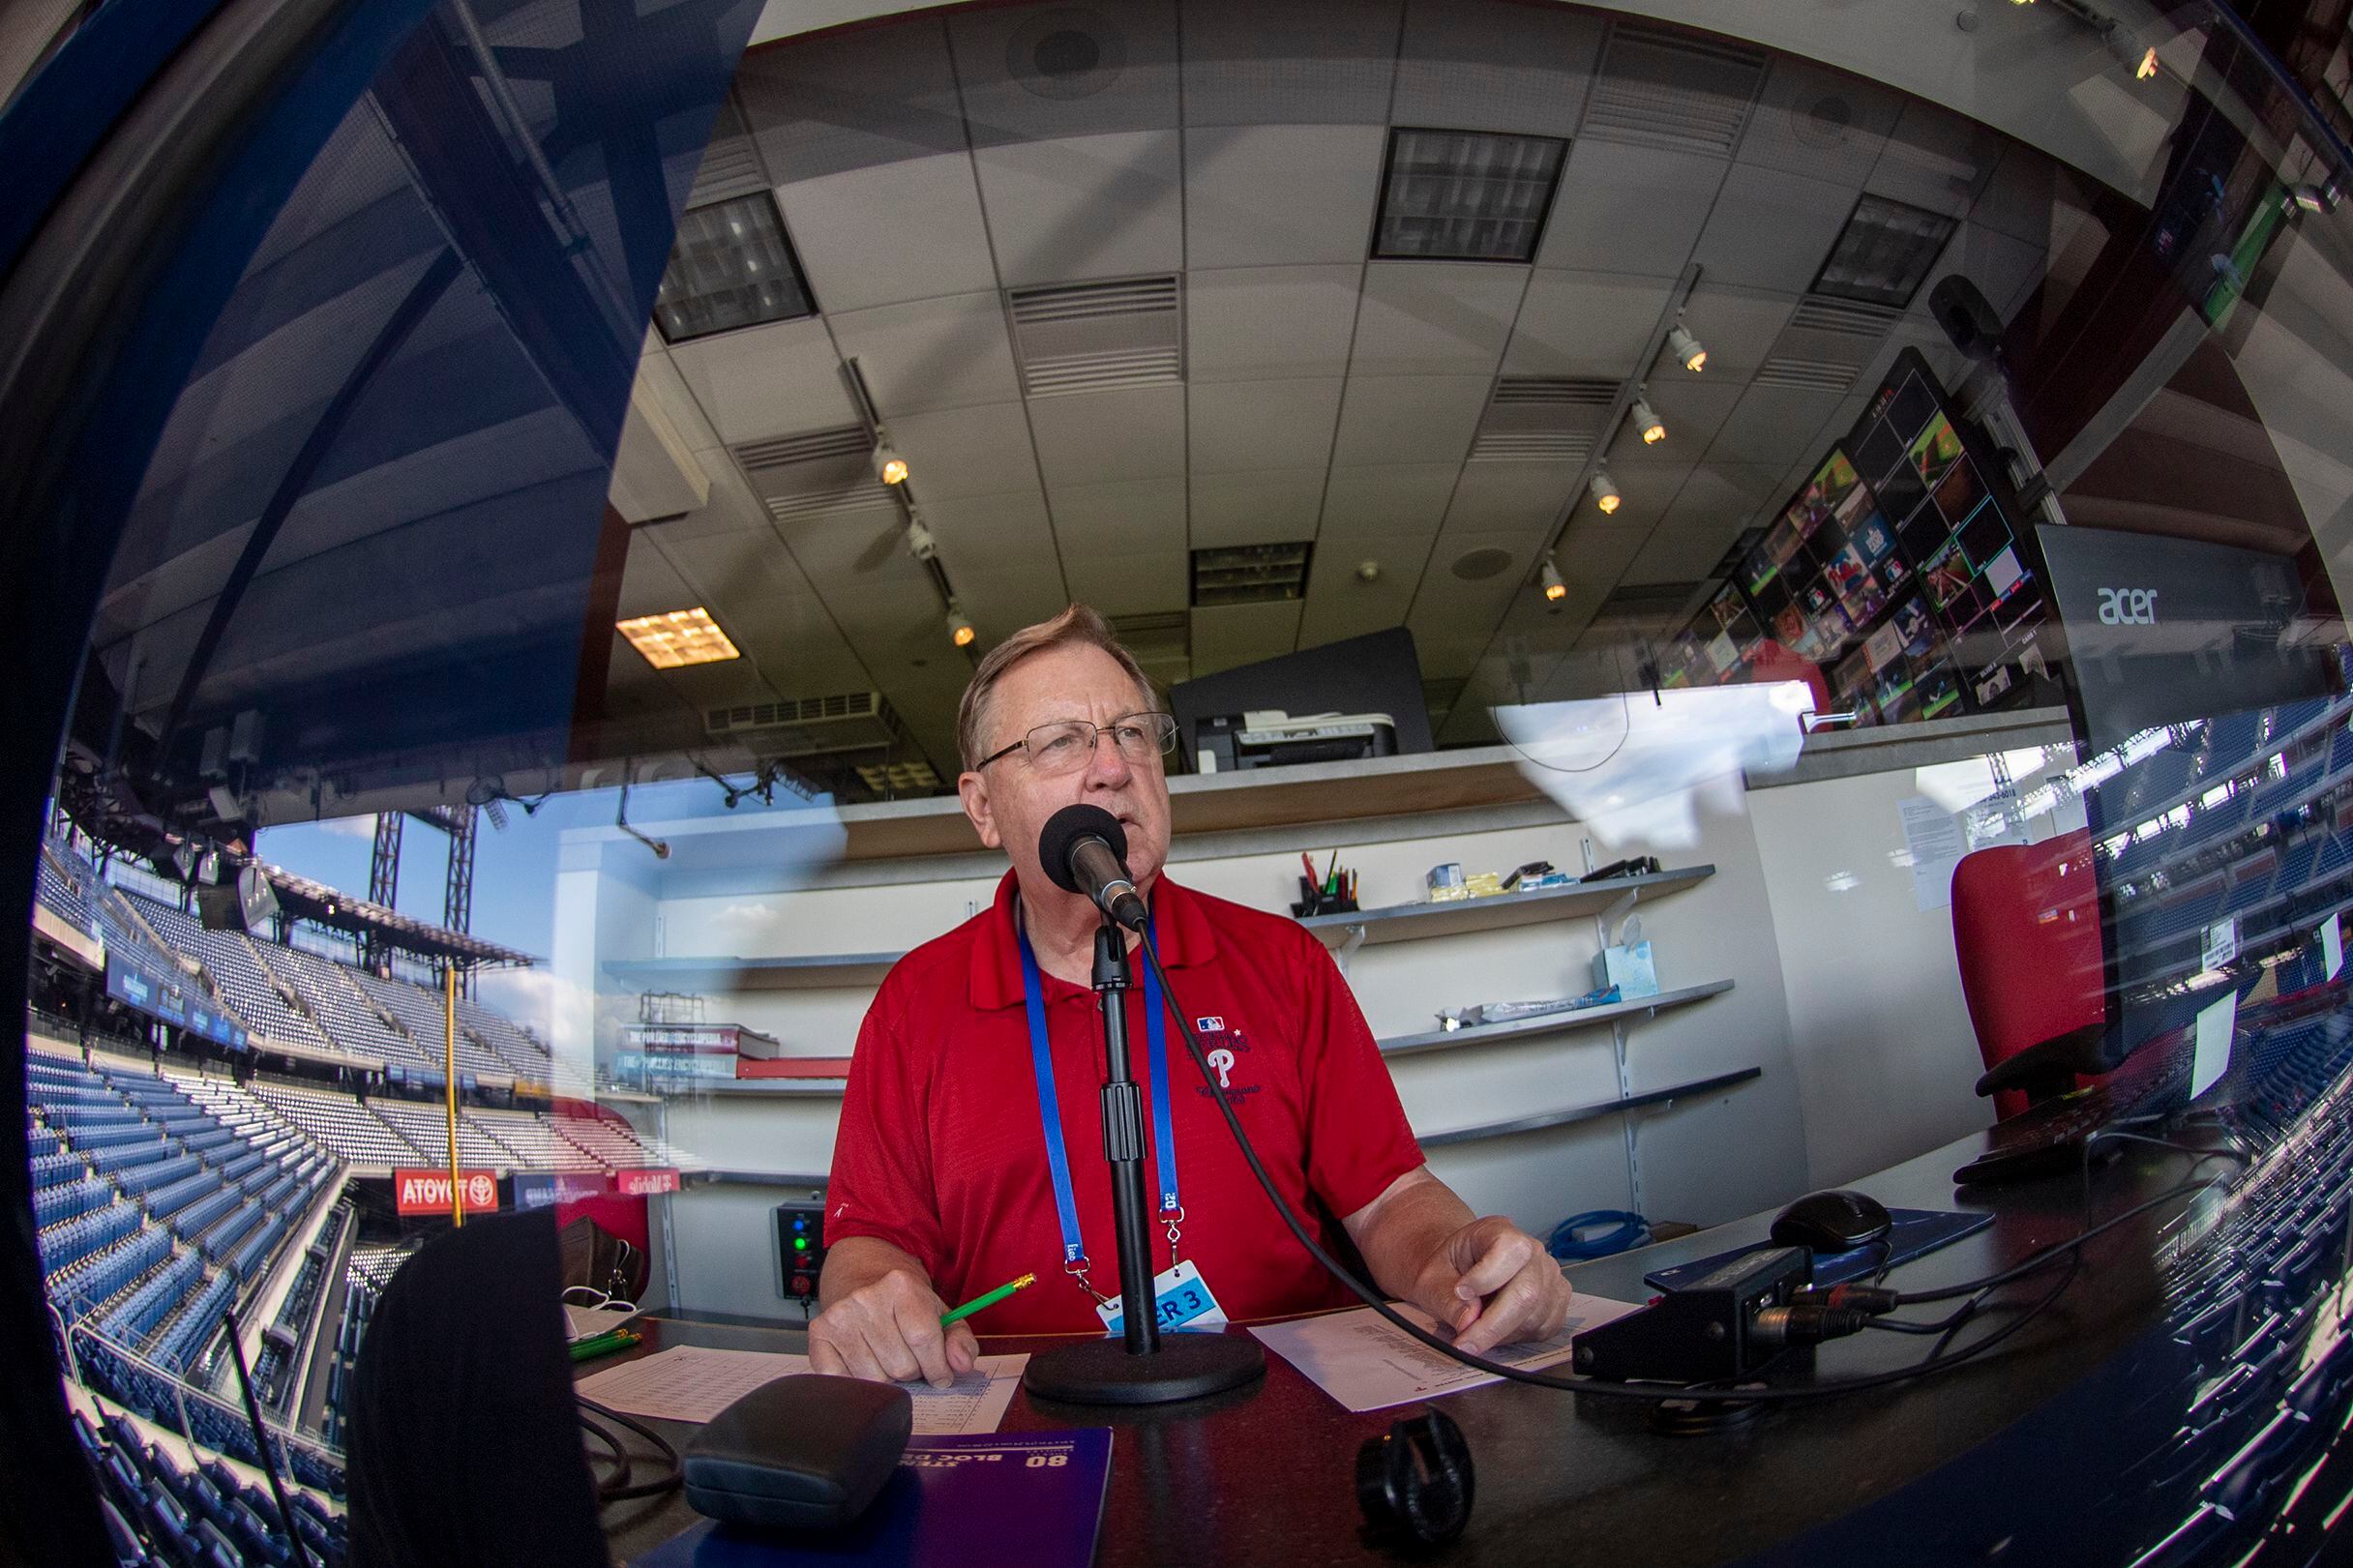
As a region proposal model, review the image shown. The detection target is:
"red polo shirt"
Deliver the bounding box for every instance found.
[826,872,1424,1334]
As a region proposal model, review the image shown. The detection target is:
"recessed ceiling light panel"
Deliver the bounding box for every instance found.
[617,607,741,668]
[1374,129,1568,263]
[653,192,816,343]
[1811,195,1960,310]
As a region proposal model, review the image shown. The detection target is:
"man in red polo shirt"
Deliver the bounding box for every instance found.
[812,606,1573,1387]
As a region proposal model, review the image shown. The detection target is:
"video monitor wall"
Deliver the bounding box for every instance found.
[1654,348,2058,727]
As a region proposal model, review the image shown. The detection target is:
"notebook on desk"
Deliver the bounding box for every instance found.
[633,1429,1111,1568]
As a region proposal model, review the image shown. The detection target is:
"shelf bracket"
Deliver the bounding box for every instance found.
[1335,925,1368,975]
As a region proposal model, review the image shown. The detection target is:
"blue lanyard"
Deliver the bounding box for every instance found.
[1016,911,1178,1267]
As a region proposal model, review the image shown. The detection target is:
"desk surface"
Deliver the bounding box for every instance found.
[590,1124,2234,1567]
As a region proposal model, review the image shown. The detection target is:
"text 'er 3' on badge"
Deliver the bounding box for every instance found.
[1097,1259,1228,1337]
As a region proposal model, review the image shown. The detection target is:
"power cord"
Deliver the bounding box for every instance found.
[1139,929,2231,1405]
[579,1396,681,1503]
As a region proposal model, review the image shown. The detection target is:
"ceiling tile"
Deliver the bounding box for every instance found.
[1187,379,1343,474]
[921,488,1063,579]
[1186,264,1362,384]
[1296,530,1437,648]
[1406,528,1543,679]
[1736,61,1903,189]
[1063,547,1188,618]
[768,506,916,586]
[1671,283,1798,382]
[1440,464,1572,537]
[1866,100,2005,220]
[1348,263,1527,379]
[1188,468,1327,547]
[1319,462,1460,541]
[667,318,859,447]
[1662,460,1794,537]
[1184,124,1387,269]
[826,292,1022,417]
[649,526,814,599]
[1702,385,1844,467]
[1180,0,1403,127]
[1047,475,1188,555]
[970,130,1183,287]
[1388,0,1601,136]
[710,592,873,700]
[1189,600,1307,676]
[949,1,1180,146]
[630,345,726,456]
[1534,139,1727,278]
[628,459,769,542]
[1946,222,2047,324]
[954,565,1074,642]
[738,24,969,185]
[1028,384,1185,486]
[1627,506,1748,584]
[777,154,998,314]
[1504,271,1673,378]
[1330,374,1488,465]
[1967,142,2058,248]
[1689,166,1859,294]
[1552,522,1648,587]
[614,540,696,619]
[882,402,1040,500]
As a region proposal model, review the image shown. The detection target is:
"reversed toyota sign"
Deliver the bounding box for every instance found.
[393,1168,504,1215]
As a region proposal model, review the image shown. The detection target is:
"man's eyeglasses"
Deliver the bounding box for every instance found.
[976,712,1179,775]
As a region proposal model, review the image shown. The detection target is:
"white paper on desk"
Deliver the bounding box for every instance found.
[576,1345,1028,1435]
[563,1304,637,1344]
[1249,1295,1640,1413]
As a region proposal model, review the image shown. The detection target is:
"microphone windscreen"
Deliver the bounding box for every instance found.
[1037,803,1129,895]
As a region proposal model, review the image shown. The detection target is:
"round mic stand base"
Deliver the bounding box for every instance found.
[1023,1330,1266,1406]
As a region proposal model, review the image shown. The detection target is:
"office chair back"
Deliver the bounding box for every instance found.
[1951,827,2108,1120]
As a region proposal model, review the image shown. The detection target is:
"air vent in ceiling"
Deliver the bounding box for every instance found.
[1191,543,1311,607]
[1786,295,1904,337]
[1006,276,1183,397]
[685,133,768,207]
[734,428,871,470]
[1752,359,1860,393]
[732,428,896,520]
[1468,376,1616,462]
[1580,23,1767,157]
[704,691,905,756]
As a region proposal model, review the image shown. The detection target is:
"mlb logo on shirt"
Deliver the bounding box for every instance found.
[1196,1016,1225,1032]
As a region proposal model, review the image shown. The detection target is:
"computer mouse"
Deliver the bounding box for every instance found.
[1770,1189,1893,1254]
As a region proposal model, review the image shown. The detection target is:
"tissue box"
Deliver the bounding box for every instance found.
[1593,940,1658,998]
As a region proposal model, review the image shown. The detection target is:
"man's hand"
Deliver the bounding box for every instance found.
[1405,1215,1573,1356]
[808,1266,978,1389]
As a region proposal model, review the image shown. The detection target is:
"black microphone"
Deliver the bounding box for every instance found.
[1038,804,1148,932]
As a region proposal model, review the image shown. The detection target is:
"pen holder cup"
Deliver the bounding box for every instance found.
[1292,876,1359,919]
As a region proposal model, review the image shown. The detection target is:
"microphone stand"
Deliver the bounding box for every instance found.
[1022,914,1266,1405]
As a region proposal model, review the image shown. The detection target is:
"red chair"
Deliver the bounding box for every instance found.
[1950,828,2109,1120]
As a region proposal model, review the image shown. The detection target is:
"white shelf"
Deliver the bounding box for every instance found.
[603,953,902,991]
[1418,1067,1762,1147]
[1379,980,1734,1058]
[1298,866,1713,949]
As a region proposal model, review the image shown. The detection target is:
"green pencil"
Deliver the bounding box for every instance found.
[939,1272,1036,1327]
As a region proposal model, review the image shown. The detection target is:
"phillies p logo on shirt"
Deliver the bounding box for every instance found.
[1191,1018,1259,1100]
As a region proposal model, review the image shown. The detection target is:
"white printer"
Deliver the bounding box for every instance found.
[1194,709,1398,772]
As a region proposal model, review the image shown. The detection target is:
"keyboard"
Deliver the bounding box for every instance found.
[1953,1032,2192,1186]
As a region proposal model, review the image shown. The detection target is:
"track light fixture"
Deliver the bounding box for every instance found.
[1539,554,1567,606]
[948,601,976,648]
[1590,469,1622,515]
[905,514,939,562]
[1666,324,1707,373]
[1631,396,1666,445]
[873,444,909,486]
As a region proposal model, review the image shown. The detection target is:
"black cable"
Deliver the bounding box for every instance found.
[1140,929,2226,1405]
[579,1411,630,1494]
[579,1397,682,1502]
[1884,1176,2226,1306]
[219,1303,312,1568]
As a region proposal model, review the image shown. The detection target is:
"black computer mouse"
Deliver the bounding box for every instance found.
[1770,1189,1893,1254]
